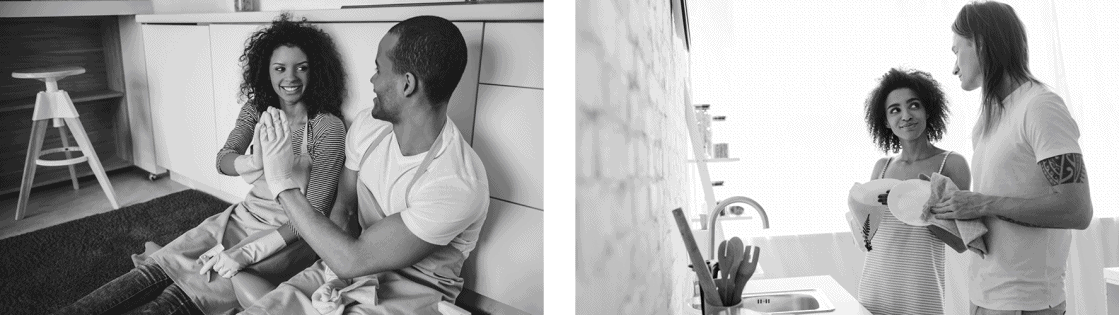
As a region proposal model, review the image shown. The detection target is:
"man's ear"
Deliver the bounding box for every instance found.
[402,72,418,98]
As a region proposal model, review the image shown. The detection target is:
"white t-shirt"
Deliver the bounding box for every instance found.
[345,108,489,258]
[969,82,1081,310]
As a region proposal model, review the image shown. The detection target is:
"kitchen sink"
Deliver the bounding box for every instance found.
[738,289,835,314]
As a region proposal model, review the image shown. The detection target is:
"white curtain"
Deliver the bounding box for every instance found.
[692,1,1119,313]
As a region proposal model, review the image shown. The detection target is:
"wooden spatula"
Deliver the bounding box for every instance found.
[724,237,744,303]
[731,245,761,305]
[671,208,724,306]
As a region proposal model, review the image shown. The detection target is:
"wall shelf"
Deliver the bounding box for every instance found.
[688,158,739,163]
[0,1,153,18]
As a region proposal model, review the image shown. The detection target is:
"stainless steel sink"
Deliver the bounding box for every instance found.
[738,289,835,314]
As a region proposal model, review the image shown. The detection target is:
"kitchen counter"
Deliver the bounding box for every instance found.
[687,275,869,314]
[1106,267,1119,315]
[740,275,870,314]
[1105,267,1119,285]
[135,2,540,24]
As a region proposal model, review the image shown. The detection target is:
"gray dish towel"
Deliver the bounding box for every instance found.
[922,173,988,258]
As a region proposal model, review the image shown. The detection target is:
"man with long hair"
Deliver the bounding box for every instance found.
[936,2,1093,314]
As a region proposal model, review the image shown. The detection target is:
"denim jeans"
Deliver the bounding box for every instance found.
[55,262,203,315]
[970,301,1067,315]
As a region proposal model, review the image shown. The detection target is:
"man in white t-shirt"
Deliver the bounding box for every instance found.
[245,15,489,314]
[940,2,1093,314]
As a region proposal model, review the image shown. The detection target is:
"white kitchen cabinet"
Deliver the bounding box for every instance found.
[472,85,543,210]
[209,24,265,200]
[479,23,542,89]
[142,24,220,190]
[461,198,542,315]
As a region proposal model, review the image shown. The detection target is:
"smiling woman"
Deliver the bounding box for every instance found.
[239,13,345,119]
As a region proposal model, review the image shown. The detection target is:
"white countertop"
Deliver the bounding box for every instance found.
[742,275,870,314]
[1105,267,1119,285]
[135,2,541,24]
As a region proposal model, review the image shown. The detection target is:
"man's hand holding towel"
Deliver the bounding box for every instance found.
[923,173,989,257]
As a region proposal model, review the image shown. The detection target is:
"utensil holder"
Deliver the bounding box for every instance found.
[703,300,744,315]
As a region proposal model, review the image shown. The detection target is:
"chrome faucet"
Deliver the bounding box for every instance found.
[707,196,769,258]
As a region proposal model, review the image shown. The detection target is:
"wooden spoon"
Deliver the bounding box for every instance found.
[724,237,745,303]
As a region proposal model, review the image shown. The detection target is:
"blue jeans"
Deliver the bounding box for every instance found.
[55,262,203,315]
[970,301,1067,315]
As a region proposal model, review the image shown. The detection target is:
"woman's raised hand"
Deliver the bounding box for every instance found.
[258,107,298,197]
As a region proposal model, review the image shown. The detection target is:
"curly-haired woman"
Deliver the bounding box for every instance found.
[855,68,971,315]
[57,13,347,315]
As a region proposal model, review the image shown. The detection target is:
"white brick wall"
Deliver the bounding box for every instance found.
[577,0,693,313]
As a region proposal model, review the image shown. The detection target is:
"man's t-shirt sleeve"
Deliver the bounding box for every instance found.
[1025,95,1081,163]
[400,176,487,246]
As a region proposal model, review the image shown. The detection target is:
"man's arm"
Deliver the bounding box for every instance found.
[983,153,1092,229]
[934,153,1092,229]
[329,168,360,236]
[276,183,440,279]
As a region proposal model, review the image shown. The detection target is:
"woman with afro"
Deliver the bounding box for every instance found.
[853,67,971,315]
[58,13,348,315]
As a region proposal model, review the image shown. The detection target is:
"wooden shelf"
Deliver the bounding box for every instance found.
[0,1,153,18]
[0,90,125,114]
[688,158,740,163]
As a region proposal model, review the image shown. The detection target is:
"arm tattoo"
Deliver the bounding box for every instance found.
[1039,153,1088,185]
[996,215,1046,228]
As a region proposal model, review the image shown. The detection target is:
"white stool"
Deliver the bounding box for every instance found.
[12,66,119,220]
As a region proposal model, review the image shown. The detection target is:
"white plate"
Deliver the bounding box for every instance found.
[888,179,932,226]
[850,178,901,206]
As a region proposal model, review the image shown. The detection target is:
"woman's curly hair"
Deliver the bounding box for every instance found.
[239,13,345,118]
[864,68,950,154]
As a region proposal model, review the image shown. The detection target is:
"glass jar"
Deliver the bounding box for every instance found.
[235,0,255,12]
[694,104,713,159]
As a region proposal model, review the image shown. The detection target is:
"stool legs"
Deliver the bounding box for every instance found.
[15,120,49,221]
[57,119,80,190]
[64,117,119,210]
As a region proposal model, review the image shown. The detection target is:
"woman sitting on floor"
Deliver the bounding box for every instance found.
[57,13,348,315]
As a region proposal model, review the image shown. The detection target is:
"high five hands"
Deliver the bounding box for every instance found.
[258,107,299,198]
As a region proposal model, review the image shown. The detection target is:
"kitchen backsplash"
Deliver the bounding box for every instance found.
[576,0,693,313]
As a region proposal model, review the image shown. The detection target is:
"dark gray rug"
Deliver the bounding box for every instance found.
[0,190,230,314]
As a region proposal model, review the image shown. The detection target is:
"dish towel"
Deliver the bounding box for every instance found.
[922,173,989,258]
[310,265,379,315]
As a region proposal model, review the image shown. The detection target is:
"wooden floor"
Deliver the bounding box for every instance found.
[0,167,188,240]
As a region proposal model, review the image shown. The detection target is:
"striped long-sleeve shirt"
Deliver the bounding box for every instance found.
[216,102,346,220]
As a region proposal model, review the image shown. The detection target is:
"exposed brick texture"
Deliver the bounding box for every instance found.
[577,0,693,313]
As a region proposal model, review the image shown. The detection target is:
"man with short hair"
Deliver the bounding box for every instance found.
[243,15,489,314]
[937,2,1093,314]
